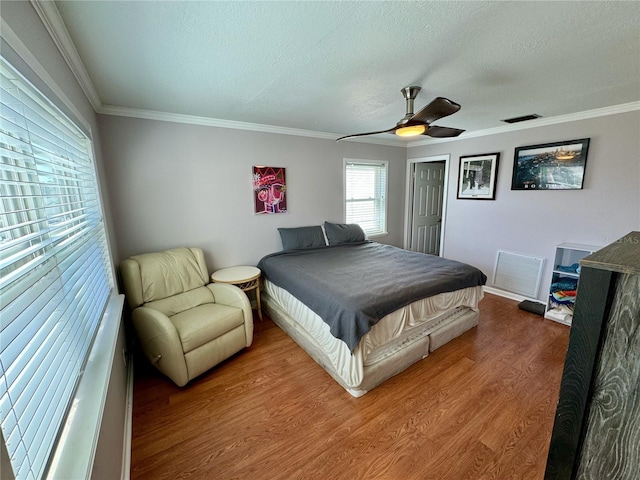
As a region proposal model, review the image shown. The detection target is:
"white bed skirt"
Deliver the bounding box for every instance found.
[262,280,483,396]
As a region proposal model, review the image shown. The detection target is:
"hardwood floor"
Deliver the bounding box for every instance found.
[130,294,570,479]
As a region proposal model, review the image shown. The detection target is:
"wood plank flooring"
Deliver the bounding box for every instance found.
[130,294,570,479]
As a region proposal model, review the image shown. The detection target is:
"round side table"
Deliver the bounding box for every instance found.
[211,266,262,321]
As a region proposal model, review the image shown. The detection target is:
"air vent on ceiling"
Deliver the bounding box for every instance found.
[501,114,542,124]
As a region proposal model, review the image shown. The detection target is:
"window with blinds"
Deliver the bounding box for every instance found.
[0,56,113,480]
[345,160,388,236]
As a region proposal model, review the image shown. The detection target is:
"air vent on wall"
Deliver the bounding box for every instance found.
[493,251,545,298]
[501,114,542,124]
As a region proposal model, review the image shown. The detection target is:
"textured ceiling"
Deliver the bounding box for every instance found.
[54,1,640,141]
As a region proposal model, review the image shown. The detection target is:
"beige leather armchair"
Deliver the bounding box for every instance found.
[120,247,253,386]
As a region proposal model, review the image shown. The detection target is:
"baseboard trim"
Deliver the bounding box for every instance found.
[484,286,533,303]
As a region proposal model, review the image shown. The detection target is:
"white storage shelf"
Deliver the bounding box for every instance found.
[545,243,600,325]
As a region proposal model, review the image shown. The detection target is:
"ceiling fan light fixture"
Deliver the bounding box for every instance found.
[336,88,463,142]
[395,125,426,137]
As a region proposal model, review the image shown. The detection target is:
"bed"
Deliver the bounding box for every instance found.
[257,223,487,397]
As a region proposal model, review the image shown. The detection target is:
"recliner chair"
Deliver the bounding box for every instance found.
[120,247,253,386]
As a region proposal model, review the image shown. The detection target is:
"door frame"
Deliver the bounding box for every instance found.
[404,154,450,256]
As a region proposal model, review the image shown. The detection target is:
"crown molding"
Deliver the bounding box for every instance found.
[99,101,639,148]
[30,0,102,111]
[407,102,640,148]
[1,17,92,135]
[23,0,403,148]
[28,0,638,148]
[97,104,407,147]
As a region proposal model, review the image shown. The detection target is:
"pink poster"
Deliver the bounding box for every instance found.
[252,166,287,214]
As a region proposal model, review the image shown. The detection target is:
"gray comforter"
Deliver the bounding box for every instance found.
[258,242,487,352]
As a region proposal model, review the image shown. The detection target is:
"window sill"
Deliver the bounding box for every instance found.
[46,293,125,480]
[367,232,389,239]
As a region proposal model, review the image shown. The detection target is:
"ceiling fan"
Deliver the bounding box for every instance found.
[336,86,464,142]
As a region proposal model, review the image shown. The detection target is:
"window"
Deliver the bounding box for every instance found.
[0,56,113,480]
[344,160,388,236]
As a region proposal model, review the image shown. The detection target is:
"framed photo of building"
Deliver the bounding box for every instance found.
[457,152,500,200]
[511,138,590,190]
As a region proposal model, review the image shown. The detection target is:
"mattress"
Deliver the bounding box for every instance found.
[263,279,483,395]
[257,242,487,351]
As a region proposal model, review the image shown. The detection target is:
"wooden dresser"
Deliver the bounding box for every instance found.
[544,231,640,480]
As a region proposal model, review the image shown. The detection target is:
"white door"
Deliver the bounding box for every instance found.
[410,161,445,255]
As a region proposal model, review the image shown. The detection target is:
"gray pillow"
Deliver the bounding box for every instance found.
[278,226,327,250]
[323,222,366,245]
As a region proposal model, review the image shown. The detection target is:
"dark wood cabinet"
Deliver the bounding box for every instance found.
[544,231,640,480]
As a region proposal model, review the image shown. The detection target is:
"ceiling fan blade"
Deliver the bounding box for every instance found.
[425,125,465,138]
[336,127,397,142]
[411,97,461,124]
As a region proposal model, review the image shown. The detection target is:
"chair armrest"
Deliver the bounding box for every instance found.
[207,283,254,346]
[207,282,251,311]
[120,258,144,309]
[132,306,189,386]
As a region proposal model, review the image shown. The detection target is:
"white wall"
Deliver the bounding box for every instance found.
[98,114,407,269]
[98,109,639,302]
[409,110,640,302]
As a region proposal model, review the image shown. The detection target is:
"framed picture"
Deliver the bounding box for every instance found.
[511,138,590,190]
[252,166,287,214]
[457,152,500,200]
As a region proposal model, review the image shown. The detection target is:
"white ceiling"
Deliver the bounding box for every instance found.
[53,1,640,142]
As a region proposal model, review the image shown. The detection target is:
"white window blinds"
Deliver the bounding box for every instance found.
[0,57,113,480]
[345,160,388,236]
